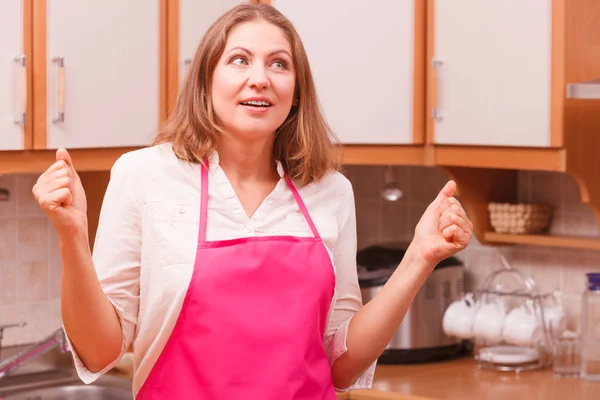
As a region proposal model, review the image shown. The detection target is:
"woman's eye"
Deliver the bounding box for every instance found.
[271,60,287,70]
[231,57,247,66]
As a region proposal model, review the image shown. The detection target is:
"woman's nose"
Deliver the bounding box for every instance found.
[247,64,270,89]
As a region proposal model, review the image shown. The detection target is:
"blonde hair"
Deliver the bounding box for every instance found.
[152,3,341,185]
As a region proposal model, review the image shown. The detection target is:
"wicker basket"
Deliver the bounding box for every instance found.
[488,202,553,234]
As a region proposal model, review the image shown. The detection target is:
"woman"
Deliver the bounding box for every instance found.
[33,4,472,399]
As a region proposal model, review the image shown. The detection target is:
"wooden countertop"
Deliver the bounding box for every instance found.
[339,356,598,400]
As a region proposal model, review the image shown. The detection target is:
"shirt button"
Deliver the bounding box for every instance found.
[244,226,254,234]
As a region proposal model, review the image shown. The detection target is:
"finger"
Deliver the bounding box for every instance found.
[46,176,72,193]
[38,160,69,182]
[56,148,74,168]
[41,167,70,185]
[439,196,462,215]
[430,180,457,209]
[439,208,469,231]
[53,187,73,208]
[39,188,72,211]
[442,225,471,247]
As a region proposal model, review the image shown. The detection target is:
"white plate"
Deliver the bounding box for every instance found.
[479,345,539,365]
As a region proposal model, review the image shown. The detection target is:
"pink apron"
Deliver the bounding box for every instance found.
[136,162,337,399]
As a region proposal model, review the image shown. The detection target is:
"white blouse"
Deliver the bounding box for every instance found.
[67,143,376,396]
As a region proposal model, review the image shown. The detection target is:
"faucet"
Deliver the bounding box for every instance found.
[0,323,70,381]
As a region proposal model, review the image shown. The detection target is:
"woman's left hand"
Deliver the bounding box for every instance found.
[412,180,473,267]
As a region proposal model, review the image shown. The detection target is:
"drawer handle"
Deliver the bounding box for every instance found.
[52,56,65,123]
[431,58,444,121]
[14,55,26,125]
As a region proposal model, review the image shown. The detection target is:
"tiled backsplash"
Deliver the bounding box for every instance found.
[1,167,599,346]
[0,174,62,347]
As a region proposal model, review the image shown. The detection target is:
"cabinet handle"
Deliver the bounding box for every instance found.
[52,56,65,123]
[431,58,443,121]
[14,55,26,125]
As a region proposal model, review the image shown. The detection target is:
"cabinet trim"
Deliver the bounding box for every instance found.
[160,0,169,122]
[425,0,435,144]
[166,0,179,114]
[412,0,426,144]
[435,145,566,171]
[23,0,34,149]
[0,147,142,174]
[550,0,566,147]
[339,145,429,166]
[32,0,46,149]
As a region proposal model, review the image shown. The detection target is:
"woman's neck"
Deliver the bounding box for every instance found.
[216,134,279,185]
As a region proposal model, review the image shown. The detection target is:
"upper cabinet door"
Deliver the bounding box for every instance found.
[178,0,245,88]
[431,0,554,147]
[0,1,28,150]
[273,0,423,144]
[42,0,160,149]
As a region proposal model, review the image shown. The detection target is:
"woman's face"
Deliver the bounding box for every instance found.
[211,20,296,143]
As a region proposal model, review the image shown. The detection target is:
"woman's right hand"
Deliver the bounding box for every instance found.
[33,148,88,237]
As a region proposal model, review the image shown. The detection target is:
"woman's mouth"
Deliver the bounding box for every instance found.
[240,100,272,113]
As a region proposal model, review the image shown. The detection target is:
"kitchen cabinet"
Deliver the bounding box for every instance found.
[0,0,31,151]
[271,0,425,146]
[167,0,245,108]
[34,0,162,150]
[428,0,600,250]
[429,0,556,148]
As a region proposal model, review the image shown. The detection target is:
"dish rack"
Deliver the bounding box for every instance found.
[472,267,561,373]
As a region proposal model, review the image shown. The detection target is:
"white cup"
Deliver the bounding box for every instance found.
[502,301,543,346]
[443,294,476,339]
[472,298,506,344]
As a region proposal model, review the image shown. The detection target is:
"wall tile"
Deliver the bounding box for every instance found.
[16,174,44,217]
[0,175,17,218]
[345,165,388,201]
[0,300,61,346]
[0,261,17,305]
[0,218,17,261]
[355,198,382,250]
[381,201,411,244]
[562,209,599,237]
[17,260,49,303]
[408,166,449,206]
[48,256,62,300]
[528,171,562,209]
[17,217,48,262]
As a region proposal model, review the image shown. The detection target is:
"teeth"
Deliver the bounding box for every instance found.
[242,100,271,107]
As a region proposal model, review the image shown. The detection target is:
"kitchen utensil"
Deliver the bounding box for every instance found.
[358,244,465,364]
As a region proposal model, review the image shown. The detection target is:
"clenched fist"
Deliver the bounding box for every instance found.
[33,148,88,237]
[412,180,473,267]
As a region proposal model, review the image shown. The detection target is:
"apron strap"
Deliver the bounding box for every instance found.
[199,161,321,242]
[284,175,321,239]
[199,160,209,243]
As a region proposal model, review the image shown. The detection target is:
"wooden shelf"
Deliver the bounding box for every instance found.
[484,232,600,250]
[0,147,142,174]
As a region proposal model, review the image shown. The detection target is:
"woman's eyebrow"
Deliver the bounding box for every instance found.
[225,46,292,59]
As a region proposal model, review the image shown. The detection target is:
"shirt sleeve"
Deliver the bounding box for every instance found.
[65,154,142,384]
[324,180,377,392]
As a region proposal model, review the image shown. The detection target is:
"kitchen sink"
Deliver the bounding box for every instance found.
[0,371,132,400]
[1,384,131,400]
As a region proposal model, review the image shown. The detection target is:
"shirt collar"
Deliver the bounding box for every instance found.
[207,150,285,178]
